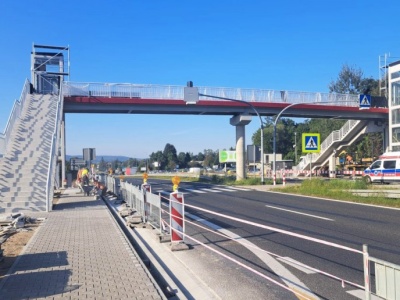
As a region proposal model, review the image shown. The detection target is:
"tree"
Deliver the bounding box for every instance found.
[163,143,178,170]
[98,157,107,172]
[252,117,298,159]
[203,149,218,167]
[177,152,192,169]
[196,152,205,161]
[329,64,364,94]
[123,158,140,168]
[359,78,380,95]
[149,150,165,170]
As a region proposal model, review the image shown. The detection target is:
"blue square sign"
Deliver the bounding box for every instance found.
[302,133,320,153]
[359,94,371,108]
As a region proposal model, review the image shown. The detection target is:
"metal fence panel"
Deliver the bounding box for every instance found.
[146,192,161,229]
[371,257,400,300]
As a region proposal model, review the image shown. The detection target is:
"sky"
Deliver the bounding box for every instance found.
[1,1,399,158]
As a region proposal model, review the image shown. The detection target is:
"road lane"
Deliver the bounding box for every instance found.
[124,178,400,298]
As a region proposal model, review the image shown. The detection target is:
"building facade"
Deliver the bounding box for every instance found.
[388,61,400,151]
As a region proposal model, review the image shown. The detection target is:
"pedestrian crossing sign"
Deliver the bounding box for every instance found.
[302,133,320,153]
[359,94,371,109]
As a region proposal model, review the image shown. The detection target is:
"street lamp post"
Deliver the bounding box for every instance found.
[294,132,297,164]
[273,102,306,185]
[198,93,265,184]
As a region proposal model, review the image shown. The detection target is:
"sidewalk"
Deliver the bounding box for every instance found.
[0,188,165,300]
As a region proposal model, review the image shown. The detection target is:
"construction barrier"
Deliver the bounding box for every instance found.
[142,183,151,222]
[170,192,185,243]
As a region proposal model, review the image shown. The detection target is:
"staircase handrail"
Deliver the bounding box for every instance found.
[0,79,30,156]
[45,86,64,211]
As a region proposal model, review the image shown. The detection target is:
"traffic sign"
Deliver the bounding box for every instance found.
[359,94,371,109]
[70,158,86,169]
[302,133,320,153]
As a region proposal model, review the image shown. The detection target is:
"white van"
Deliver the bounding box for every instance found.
[363,152,400,183]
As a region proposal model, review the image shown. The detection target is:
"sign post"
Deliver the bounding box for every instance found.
[302,133,321,179]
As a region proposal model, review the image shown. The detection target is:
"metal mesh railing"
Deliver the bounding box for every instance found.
[0,80,31,156]
[63,81,360,107]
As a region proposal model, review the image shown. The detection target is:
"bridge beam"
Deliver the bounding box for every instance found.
[230,115,252,180]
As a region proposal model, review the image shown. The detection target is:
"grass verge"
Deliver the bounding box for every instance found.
[273,178,400,208]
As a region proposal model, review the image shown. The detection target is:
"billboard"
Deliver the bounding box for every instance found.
[219,150,236,163]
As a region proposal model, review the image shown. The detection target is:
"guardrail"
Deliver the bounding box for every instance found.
[63,81,360,106]
[0,79,30,156]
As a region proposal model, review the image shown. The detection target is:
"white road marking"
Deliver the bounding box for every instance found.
[186,212,319,299]
[265,205,334,221]
[213,187,237,192]
[226,186,250,191]
[182,188,207,194]
[199,188,221,193]
[277,257,317,274]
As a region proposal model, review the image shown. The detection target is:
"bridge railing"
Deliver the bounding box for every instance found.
[0,79,30,156]
[63,82,360,107]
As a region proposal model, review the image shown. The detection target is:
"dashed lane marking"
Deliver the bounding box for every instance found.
[212,187,238,192]
[265,205,334,221]
[181,188,207,194]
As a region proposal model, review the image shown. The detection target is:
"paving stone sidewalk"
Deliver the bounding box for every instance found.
[0,188,165,299]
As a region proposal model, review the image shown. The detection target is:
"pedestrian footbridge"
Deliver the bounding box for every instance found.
[0,44,389,213]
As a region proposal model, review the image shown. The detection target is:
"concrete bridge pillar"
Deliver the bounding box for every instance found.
[230,114,252,180]
[329,151,336,178]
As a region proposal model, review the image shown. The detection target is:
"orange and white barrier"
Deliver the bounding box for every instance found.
[170,192,185,243]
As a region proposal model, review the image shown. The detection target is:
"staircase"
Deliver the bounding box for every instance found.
[0,93,60,213]
[295,119,378,172]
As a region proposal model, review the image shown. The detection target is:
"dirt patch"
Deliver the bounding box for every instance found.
[0,224,40,279]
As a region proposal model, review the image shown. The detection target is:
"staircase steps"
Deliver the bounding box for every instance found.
[0,93,60,213]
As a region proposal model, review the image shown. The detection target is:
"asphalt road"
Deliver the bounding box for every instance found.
[125,178,400,299]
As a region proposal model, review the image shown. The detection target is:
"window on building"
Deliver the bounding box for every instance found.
[392,82,400,106]
[392,109,400,125]
[392,127,400,143]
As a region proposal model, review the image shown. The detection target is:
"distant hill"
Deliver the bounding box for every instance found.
[66,155,142,163]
